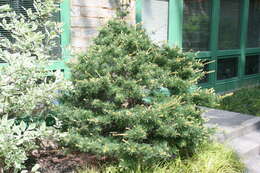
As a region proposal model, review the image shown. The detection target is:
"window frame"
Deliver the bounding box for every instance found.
[136,0,260,92]
[48,0,71,79]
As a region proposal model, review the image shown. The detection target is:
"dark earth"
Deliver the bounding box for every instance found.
[25,140,111,173]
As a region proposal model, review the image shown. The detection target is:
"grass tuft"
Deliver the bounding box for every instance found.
[80,142,244,173]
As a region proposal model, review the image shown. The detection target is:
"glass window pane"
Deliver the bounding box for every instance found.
[218,0,241,50]
[183,0,211,51]
[247,0,260,48]
[217,58,238,80]
[142,0,168,44]
[245,55,260,75]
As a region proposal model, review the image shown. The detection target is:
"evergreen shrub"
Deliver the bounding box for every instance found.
[57,19,218,167]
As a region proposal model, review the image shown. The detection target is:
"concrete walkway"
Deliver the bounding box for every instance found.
[203,108,260,173]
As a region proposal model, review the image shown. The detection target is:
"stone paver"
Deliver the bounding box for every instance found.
[203,108,260,173]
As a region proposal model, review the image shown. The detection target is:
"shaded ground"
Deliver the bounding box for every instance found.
[33,150,107,173]
[26,141,112,173]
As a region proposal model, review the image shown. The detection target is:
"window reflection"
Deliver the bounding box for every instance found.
[217,58,238,80]
[247,0,260,48]
[218,0,241,50]
[245,55,260,75]
[183,0,211,51]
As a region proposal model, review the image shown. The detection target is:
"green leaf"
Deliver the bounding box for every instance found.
[27,123,36,130]
[13,125,21,136]
[20,121,27,132]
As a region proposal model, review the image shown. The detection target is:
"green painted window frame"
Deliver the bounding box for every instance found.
[136,0,260,92]
[49,0,71,79]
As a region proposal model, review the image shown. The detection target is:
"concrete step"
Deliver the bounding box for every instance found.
[244,155,260,173]
[224,120,260,141]
[202,107,260,173]
[202,107,260,141]
[228,130,260,159]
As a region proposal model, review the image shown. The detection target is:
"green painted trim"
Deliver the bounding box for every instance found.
[46,0,71,79]
[243,73,260,79]
[60,0,71,78]
[240,0,249,52]
[240,0,249,77]
[48,60,67,70]
[209,57,217,86]
[216,77,240,85]
[216,49,241,56]
[197,51,211,58]
[215,81,240,92]
[135,0,142,23]
[246,52,260,56]
[61,0,71,60]
[198,83,212,89]
[216,54,240,59]
[209,0,220,54]
[215,75,260,92]
[168,0,183,47]
[246,48,260,54]
[208,0,220,86]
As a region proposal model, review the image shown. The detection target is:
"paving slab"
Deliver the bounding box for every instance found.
[245,155,260,173]
[228,133,260,158]
[202,107,260,140]
[202,107,260,173]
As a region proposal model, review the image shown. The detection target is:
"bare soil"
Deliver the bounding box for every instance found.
[26,141,112,173]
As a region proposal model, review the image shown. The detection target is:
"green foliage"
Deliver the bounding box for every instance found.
[0,0,69,118]
[0,1,68,172]
[0,115,56,172]
[218,86,260,116]
[80,142,244,173]
[57,19,218,167]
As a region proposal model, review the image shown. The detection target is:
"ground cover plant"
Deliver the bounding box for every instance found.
[80,142,244,173]
[55,14,219,169]
[218,86,260,116]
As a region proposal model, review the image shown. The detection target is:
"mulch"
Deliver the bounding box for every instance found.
[26,140,112,173]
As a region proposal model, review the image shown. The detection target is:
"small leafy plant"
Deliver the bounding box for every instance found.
[0,115,54,172]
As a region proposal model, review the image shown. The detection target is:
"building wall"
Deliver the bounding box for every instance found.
[70,0,136,52]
